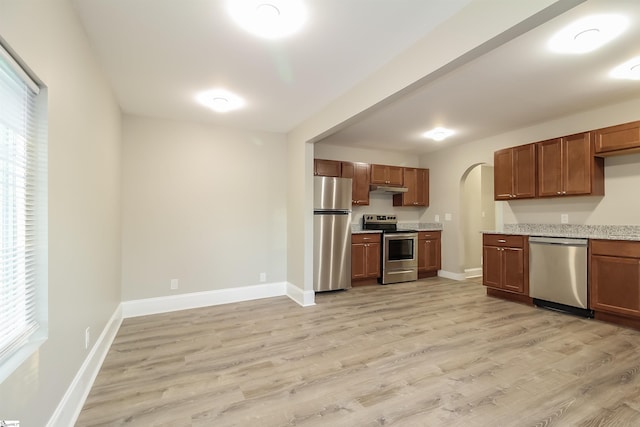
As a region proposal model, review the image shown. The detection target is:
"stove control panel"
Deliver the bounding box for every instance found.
[363,214,397,224]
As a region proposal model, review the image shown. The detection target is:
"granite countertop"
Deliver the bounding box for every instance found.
[482,224,640,241]
[352,222,443,234]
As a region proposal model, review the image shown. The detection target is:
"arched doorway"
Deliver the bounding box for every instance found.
[460,164,495,278]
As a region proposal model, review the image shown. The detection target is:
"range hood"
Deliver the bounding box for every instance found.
[369,184,408,193]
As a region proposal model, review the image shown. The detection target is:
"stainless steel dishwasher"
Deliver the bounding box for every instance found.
[529,236,593,318]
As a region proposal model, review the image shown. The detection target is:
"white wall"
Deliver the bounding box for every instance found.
[0,0,122,425]
[422,97,640,275]
[286,0,567,292]
[121,115,288,301]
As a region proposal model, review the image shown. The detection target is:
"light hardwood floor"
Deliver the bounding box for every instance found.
[77,277,640,426]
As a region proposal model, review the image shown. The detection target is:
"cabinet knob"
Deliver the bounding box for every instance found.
[557,191,562,195]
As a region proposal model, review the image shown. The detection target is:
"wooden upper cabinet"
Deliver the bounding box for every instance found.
[370,164,403,186]
[594,120,640,155]
[393,168,429,207]
[537,132,604,197]
[341,161,370,206]
[494,143,536,200]
[314,159,341,177]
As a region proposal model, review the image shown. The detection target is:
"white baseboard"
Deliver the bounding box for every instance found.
[47,282,314,427]
[464,268,483,279]
[438,270,467,281]
[47,305,122,427]
[121,282,291,318]
[286,282,315,307]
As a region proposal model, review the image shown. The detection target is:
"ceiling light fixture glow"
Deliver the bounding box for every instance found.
[548,14,628,54]
[423,127,454,142]
[196,89,245,113]
[610,56,640,80]
[228,0,307,39]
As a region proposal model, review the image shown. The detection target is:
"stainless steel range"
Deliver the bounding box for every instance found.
[362,214,418,284]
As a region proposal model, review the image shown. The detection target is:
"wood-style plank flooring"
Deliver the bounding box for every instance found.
[76,277,640,426]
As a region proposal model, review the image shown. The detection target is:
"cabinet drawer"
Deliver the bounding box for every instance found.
[418,231,441,240]
[483,234,525,248]
[591,239,640,258]
[352,233,381,244]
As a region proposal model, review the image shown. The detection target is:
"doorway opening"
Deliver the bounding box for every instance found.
[460,164,495,278]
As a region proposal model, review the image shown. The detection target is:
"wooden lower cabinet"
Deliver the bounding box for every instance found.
[482,234,530,303]
[590,240,640,328]
[351,233,380,285]
[418,231,440,278]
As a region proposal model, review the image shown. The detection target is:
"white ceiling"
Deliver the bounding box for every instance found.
[71,0,472,133]
[71,0,640,153]
[320,0,640,153]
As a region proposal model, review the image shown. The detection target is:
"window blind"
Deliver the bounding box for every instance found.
[0,44,42,370]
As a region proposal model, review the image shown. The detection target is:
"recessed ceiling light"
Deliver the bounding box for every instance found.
[196,89,245,113]
[228,0,307,39]
[548,14,628,54]
[610,56,640,80]
[423,127,454,141]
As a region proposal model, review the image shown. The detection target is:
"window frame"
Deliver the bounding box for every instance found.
[0,42,48,384]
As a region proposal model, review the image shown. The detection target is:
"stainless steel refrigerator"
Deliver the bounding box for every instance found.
[313,176,352,292]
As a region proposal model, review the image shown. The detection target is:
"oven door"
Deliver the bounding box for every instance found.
[382,232,418,284]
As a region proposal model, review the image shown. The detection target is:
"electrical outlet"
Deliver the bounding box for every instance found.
[435,214,440,222]
[561,214,569,224]
[445,213,452,221]
[259,272,266,282]
[170,279,179,290]
[85,327,90,350]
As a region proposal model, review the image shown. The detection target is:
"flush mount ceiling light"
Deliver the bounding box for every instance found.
[548,14,628,54]
[196,89,245,113]
[228,0,307,39]
[423,127,454,142]
[610,56,640,80]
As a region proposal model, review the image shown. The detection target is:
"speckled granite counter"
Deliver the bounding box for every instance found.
[483,224,640,241]
[351,222,443,234]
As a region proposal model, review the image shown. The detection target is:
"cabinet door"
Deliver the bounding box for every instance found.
[419,239,440,272]
[314,159,341,177]
[537,138,563,197]
[512,143,536,198]
[594,121,640,154]
[416,168,429,206]
[591,255,640,317]
[371,164,403,185]
[342,162,370,206]
[404,168,418,205]
[370,164,387,184]
[494,148,514,200]
[351,243,367,279]
[388,166,404,186]
[482,246,502,288]
[502,247,525,293]
[563,132,592,195]
[365,243,381,278]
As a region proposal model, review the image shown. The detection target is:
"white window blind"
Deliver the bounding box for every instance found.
[0,43,46,378]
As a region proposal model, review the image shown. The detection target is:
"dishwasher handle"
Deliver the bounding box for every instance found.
[529,236,588,246]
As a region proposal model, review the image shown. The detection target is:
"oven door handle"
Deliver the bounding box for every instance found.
[386,269,417,275]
